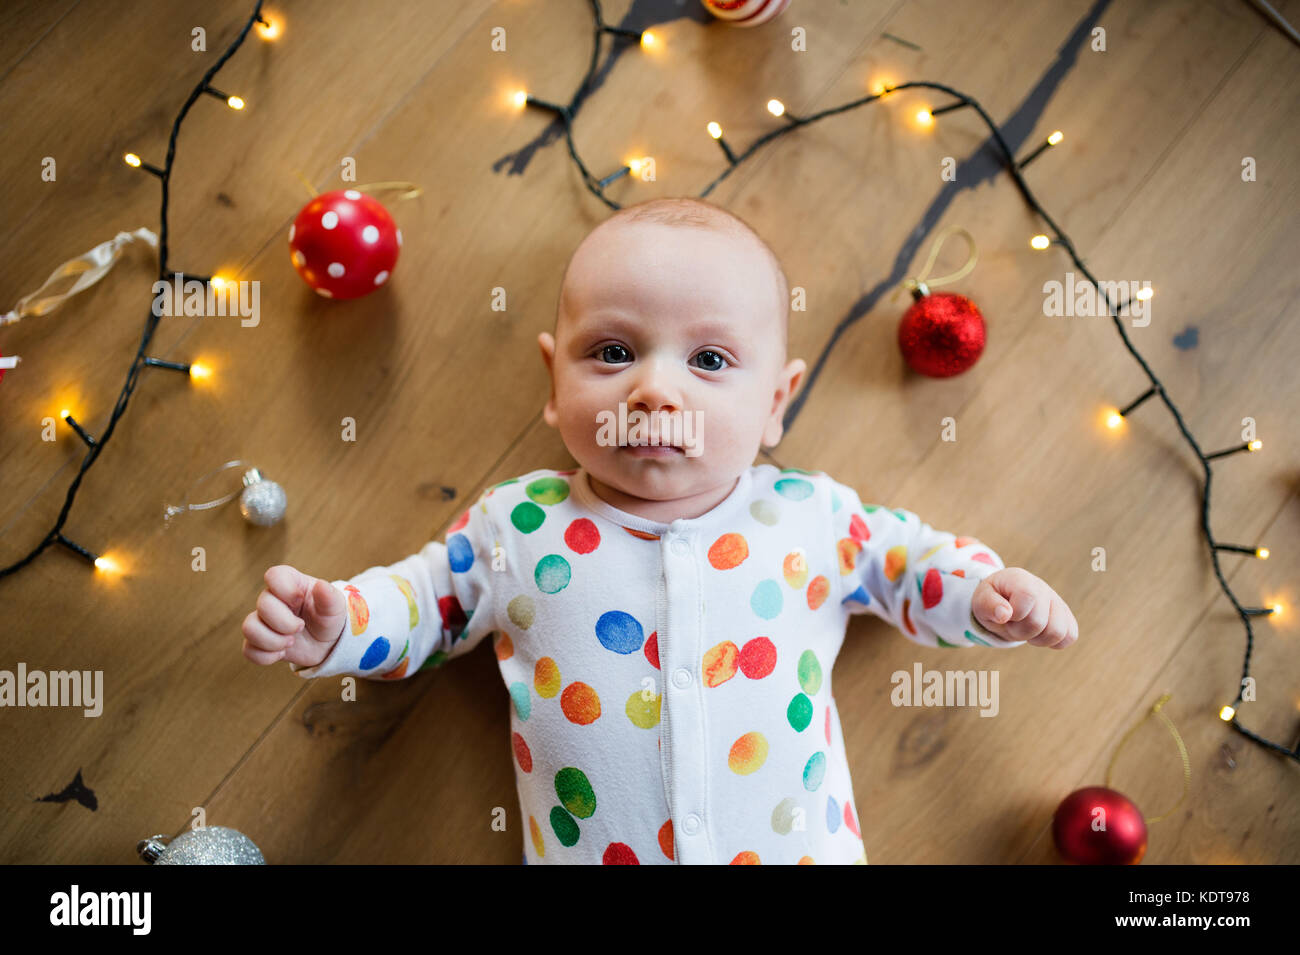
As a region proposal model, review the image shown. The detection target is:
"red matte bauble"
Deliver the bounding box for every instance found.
[898,290,986,377]
[1053,786,1148,865]
[288,189,400,300]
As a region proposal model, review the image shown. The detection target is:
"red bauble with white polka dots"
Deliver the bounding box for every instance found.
[701,0,792,27]
[287,189,400,300]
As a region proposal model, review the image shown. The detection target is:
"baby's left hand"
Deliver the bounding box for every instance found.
[972,567,1078,649]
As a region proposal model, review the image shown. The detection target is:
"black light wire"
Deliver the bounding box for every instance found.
[0,2,267,579]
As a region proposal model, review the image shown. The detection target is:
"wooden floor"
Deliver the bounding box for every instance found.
[2,0,1297,864]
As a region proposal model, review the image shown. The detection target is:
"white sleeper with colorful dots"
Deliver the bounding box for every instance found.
[290,464,1024,864]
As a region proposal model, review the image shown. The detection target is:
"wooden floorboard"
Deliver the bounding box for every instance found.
[1,0,1296,864]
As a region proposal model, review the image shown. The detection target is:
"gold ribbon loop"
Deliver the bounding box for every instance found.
[357,181,423,202]
[895,225,978,300]
[291,173,422,203]
[1105,692,1191,825]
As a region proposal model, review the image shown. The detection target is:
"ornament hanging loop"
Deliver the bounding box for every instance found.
[356,181,423,202]
[2,227,159,326]
[1105,691,1191,825]
[291,174,421,206]
[899,226,978,301]
[163,459,251,527]
[290,175,422,203]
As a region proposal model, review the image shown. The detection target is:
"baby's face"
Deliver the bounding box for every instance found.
[539,220,804,509]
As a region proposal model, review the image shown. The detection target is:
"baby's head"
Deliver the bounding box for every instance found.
[538,197,805,511]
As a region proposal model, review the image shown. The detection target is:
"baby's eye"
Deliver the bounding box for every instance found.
[691,350,728,371]
[598,344,631,363]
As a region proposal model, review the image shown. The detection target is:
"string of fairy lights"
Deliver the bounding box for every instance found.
[507,0,1294,763]
[0,1,279,580]
[1,1,1290,764]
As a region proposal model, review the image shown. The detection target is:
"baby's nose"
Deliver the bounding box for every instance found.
[627,362,682,412]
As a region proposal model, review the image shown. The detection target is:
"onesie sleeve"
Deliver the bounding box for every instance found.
[289,489,500,680]
[830,479,1024,648]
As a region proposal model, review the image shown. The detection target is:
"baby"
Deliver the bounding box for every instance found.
[242,196,1079,865]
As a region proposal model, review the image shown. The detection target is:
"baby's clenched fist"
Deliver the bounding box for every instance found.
[972,567,1078,649]
[241,564,347,668]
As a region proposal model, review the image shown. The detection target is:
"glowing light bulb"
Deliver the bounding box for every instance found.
[189,362,212,380]
[124,153,141,167]
[1271,602,1284,617]
[60,408,71,419]
[641,30,656,48]
[916,109,933,126]
[1106,411,1123,429]
[227,95,245,110]
[1135,286,1153,301]
[1248,440,1262,451]
[255,14,282,40]
[1030,234,1051,250]
[707,121,722,139]
[1256,548,1269,560]
[870,80,895,97]
[767,99,785,117]
[1219,705,1235,721]
[1048,130,1064,145]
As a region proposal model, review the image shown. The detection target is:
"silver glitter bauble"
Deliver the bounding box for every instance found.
[137,826,265,864]
[239,468,287,526]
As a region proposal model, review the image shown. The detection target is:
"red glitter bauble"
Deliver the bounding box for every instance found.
[1052,786,1148,865]
[897,290,986,377]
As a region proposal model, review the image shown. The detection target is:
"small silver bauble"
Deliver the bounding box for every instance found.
[239,468,287,526]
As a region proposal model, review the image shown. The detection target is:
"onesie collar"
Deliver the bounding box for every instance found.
[572,466,755,538]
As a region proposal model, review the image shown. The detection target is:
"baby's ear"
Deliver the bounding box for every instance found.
[762,358,806,447]
[769,358,806,414]
[538,333,558,427]
[783,358,806,402]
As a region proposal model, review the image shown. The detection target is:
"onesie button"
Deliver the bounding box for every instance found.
[672,667,692,689]
[681,813,701,835]
[670,537,690,556]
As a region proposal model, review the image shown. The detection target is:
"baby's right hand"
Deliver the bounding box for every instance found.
[241,565,348,668]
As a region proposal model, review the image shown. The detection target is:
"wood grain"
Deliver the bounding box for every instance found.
[1,0,1296,864]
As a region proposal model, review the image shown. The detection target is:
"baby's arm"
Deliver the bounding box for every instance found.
[831,479,1023,648]
[289,490,499,680]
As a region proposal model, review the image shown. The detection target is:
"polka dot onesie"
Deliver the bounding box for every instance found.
[290,464,1024,864]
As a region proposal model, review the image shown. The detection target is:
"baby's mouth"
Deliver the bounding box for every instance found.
[621,443,685,456]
